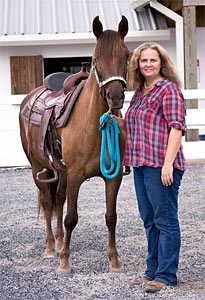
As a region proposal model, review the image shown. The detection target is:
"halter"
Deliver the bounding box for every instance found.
[91,63,127,89]
[92,60,126,179]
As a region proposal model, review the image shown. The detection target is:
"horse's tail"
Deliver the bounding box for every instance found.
[37,188,41,222]
[50,180,57,219]
[37,181,57,222]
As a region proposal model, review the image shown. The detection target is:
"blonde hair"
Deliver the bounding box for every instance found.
[127,42,182,90]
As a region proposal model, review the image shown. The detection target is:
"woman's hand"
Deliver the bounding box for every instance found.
[161,128,182,186]
[161,163,173,186]
[109,115,125,128]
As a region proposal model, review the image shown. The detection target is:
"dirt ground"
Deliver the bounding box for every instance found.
[0,165,204,300]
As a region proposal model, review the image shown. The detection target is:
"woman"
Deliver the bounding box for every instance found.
[125,42,186,292]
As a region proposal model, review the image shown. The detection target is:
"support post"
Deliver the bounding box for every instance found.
[150,1,184,87]
[182,5,199,141]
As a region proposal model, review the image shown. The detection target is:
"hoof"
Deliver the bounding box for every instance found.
[43,249,56,258]
[109,256,123,272]
[110,265,124,272]
[56,266,72,273]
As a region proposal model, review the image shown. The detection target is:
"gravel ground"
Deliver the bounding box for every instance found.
[0,165,204,300]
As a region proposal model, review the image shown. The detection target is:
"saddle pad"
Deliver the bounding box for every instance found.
[20,80,86,128]
[20,87,45,125]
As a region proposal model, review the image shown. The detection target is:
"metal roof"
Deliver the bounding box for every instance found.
[0,0,168,36]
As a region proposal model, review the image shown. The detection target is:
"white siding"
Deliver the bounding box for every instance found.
[0,90,205,167]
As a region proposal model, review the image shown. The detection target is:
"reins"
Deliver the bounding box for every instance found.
[99,109,121,179]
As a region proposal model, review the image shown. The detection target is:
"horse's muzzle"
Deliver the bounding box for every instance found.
[106,90,125,109]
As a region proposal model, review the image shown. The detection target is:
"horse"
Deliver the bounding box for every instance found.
[19,16,129,272]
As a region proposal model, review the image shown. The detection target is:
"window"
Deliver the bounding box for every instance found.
[44,57,92,77]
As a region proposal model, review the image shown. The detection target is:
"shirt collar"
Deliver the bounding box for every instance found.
[155,77,166,87]
[138,77,166,94]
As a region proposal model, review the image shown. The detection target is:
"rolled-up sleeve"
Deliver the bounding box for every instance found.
[162,84,186,136]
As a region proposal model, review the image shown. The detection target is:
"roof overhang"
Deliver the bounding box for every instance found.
[130,0,151,9]
[0,30,170,46]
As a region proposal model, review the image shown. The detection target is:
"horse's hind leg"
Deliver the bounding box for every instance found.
[32,165,56,257]
[39,183,55,257]
[37,185,56,256]
[35,169,66,255]
[104,176,123,271]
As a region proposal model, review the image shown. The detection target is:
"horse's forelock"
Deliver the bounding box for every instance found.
[95,30,122,58]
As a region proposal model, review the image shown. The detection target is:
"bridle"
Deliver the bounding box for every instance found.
[91,59,127,89]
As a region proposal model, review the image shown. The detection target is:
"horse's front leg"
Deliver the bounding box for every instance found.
[57,175,82,272]
[54,173,67,250]
[104,174,123,271]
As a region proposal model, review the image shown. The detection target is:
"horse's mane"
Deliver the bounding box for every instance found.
[94,30,121,58]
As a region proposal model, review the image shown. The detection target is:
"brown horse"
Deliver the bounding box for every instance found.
[19,16,129,272]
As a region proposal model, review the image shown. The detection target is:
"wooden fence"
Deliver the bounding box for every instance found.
[0,89,204,167]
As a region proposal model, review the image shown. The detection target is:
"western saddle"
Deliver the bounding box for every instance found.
[21,62,90,182]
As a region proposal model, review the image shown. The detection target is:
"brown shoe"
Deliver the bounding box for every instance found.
[145,280,167,293]
[133,278,150,285]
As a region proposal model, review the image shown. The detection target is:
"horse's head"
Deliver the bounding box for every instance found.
[92,16,129,109]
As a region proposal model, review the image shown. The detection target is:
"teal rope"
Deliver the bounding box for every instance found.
[99,113,120,179]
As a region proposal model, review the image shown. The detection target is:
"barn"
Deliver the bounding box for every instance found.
[0,0,204,167]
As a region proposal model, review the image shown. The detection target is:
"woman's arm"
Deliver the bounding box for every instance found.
[161,128,182,186]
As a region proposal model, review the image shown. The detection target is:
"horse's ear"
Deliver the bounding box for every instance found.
[118,15,128,39]
[93,16,103,39]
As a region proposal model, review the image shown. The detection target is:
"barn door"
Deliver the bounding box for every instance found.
[10,55,43,94]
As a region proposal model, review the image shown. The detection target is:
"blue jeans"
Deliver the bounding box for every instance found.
[133,166,184,286]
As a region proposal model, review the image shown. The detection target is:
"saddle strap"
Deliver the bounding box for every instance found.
[39,107,54,157]
[36,108,60,183]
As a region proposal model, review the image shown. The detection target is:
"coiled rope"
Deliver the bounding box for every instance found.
[99,112,121,179]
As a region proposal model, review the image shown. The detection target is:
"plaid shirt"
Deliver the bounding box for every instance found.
[124,78,186,171]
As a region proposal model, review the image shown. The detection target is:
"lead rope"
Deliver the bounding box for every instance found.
[99,110,121,179]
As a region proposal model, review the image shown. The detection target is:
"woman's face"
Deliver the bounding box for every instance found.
[139,48,161,80]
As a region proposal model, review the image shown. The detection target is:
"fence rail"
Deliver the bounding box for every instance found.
[0,89,205,167]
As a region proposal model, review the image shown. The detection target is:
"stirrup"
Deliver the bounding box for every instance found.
[36,168,58,183]
[36,151,59,183]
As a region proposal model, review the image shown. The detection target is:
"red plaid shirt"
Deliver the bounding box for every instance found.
[124,78,186,171]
